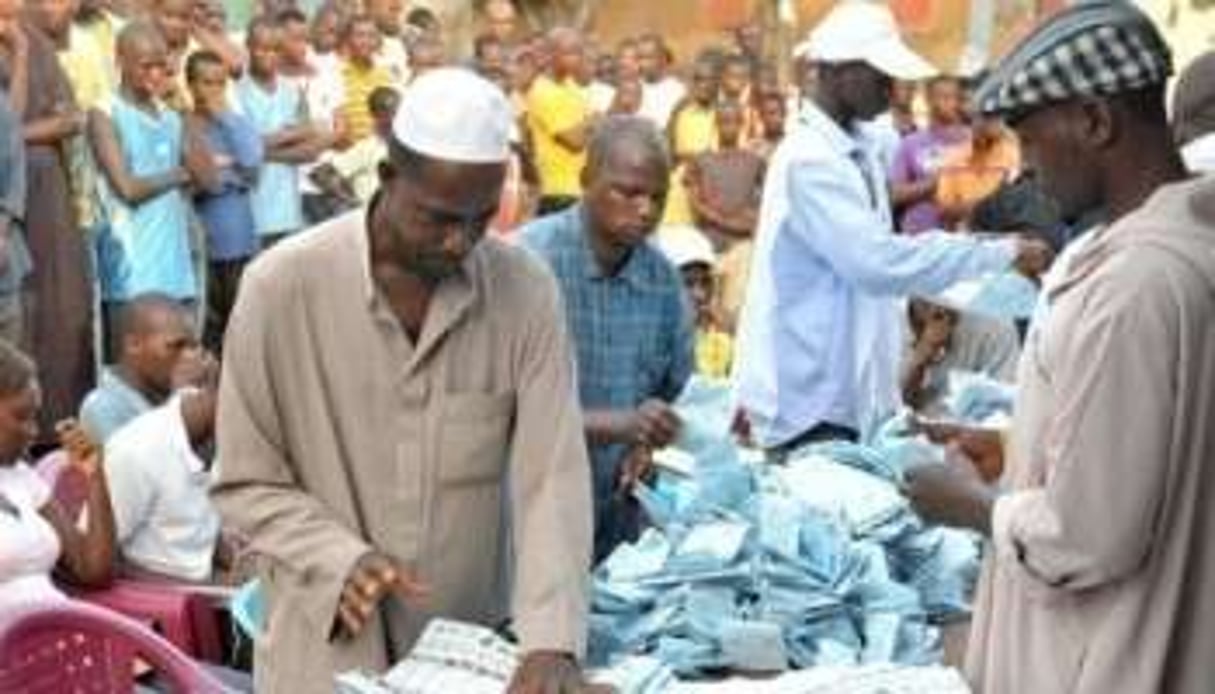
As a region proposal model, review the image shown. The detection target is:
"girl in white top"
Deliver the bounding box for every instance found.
[0,339,116,611]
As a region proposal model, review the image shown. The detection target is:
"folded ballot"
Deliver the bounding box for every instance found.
[929,271,1039,320]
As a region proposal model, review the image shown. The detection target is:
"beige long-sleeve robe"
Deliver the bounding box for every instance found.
[966,176,1215,694]
[211,211,593,693]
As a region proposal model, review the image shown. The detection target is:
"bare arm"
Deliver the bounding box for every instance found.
[553,118,594,153]
[40,427,117,588]
[890,177,937,208]
[22,111,82,147]
[89,108,189,205]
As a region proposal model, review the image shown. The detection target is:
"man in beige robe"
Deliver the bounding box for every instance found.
[211,68,594,693]
[906,4,1215,693]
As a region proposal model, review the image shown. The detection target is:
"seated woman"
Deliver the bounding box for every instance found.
[0,339,116,611]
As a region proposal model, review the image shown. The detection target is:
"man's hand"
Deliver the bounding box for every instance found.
[56,420,101,479]
[911,304,955,366]
[1012,235,1055,280]
[913,418,1005,481]
[904,447,996,535]
[333,551,429,640]
[0,21,28,59]
[508,651,610,694]
[630,399,681,449]
[172,348,219,391]
[616,445,653,493]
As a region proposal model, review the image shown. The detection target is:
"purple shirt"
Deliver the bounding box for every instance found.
[891,124,970,234]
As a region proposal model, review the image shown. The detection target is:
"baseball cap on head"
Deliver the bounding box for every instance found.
[799,1,937,80]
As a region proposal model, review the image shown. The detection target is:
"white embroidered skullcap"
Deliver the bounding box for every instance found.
[392,67,513,164]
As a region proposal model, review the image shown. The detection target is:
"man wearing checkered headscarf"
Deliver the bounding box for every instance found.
[904,4,1215,694]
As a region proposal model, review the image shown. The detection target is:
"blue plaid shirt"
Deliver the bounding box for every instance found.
[520,205,694,480]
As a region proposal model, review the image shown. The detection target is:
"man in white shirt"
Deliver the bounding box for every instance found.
[733,2,1052,456]
[104,359,222,583]
[636,32,685,130]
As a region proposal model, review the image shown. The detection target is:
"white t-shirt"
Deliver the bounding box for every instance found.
[640,76,686,130]
[104,396,220,582]
[0,462,66,609]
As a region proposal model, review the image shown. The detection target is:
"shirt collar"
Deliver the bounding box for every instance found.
[798,99,864,158]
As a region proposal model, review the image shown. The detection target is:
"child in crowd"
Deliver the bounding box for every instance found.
[186,50,263,352]
[235,15,322,247]
[310,86,399,208]
[658,229,733,380]
[91,20,208,349]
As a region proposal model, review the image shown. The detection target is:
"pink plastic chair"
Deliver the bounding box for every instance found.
[0,600,230,693]
[35,452,225,663]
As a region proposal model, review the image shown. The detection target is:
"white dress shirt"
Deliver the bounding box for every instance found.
[104,396,220,581]
[733,101,1017,447]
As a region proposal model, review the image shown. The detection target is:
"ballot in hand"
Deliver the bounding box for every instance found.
[334,551,430,640]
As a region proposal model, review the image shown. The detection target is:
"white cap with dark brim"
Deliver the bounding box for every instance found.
[801,1,937,81]
[392,67,513,164]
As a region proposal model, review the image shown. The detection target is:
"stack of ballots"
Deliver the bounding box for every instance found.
[589,378,981,679]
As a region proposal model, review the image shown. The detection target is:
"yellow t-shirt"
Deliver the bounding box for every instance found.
[672,104,717,160]
[662,164,694,225]
[341,60,394,143]
[526,76,590,199]
[696,328,734,380]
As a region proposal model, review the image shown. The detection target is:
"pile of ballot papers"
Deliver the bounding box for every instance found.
[588,378,983,678]
[337,620,970,694]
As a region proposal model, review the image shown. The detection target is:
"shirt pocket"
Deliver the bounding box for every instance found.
[437,393,515,487]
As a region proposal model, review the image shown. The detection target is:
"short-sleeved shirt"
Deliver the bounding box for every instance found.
[104,396,220,582]
[339,60,394,144]
[79,368,155,444]
[519,205,695,478]
[891,124,971,234]
[235,77,307,238]
[195,111,264,261]
[526,76,590,198]
[671,103,717,160]
[94,95,196,301]
[0,462,66,610]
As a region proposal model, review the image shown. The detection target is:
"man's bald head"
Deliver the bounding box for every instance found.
[117,17,166,59]
[586,115,670,179]
[117,294,197,398]
[548,26,583,80]
[582,117,671,252]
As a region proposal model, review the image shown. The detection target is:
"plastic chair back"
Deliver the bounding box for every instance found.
[0,600,230,693]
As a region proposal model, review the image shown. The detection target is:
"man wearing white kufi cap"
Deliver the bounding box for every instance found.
[212,68,595,693]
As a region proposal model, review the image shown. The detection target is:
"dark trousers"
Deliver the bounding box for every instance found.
[204,258,249,353]
[537,195,579,217]
[766,422,860,464]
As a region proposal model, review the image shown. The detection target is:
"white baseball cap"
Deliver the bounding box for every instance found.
[392,67,513,164]
[655,227,717,269]
[799,1,937,80]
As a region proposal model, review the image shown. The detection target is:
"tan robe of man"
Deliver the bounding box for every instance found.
[966,177,1215,694]
[211,211,593,693]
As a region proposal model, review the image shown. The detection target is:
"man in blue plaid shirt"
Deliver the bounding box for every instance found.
[521,116,695,561]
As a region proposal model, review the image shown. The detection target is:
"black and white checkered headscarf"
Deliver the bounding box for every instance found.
[974,1,1172,121]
